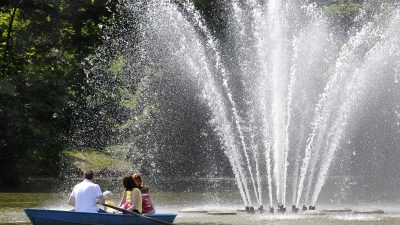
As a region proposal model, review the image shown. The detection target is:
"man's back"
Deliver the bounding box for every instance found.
[70,179,102,213]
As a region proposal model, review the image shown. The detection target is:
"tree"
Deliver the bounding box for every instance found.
[0,0,119,186]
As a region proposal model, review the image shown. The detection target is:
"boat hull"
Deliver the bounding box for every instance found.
[24,208,177,225]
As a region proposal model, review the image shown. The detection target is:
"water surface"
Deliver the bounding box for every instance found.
[3,191,400,225]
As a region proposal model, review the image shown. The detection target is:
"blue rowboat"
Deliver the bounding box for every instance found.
[24,208,177,225]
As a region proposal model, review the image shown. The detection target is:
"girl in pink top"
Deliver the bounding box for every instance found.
[132,173,155,214]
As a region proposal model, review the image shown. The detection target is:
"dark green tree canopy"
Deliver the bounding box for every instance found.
[0,0,119,186]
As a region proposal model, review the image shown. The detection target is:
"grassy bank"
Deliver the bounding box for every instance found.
[61,148,132,177]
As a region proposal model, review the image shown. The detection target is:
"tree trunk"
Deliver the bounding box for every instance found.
[2,6,17,76]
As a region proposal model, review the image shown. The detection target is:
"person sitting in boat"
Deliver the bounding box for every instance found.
[68,170,106,213]
[141,186,155,214]
[132,173,155,214]
[119,174,142,214]
[103,190,116,213]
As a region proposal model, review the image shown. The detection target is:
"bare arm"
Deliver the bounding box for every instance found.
[68,195,75,206]
[127,190,139,211]
[118,191,127,207]
[97,194,105,204]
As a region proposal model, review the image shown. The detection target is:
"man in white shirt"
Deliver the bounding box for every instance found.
[68,170,105,213]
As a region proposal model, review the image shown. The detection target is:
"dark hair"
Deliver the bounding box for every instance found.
[84,170,94,180]
[123,174,138,191]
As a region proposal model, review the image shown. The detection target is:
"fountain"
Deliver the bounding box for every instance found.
[116,0,400,211]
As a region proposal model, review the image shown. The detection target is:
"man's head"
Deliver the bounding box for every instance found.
[84,170,94,180]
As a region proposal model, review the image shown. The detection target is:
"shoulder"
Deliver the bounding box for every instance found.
[73,181,84,189]
[86,181,100,188]
[92,183,102,190]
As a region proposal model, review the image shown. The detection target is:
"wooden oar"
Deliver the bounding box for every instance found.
[101,203,173,225]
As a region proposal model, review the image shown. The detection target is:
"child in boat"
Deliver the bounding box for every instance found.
[103,190,116,213]
[119,175,142,214]
[132,173,155,214]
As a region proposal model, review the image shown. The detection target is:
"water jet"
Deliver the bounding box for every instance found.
[119,0,400,214]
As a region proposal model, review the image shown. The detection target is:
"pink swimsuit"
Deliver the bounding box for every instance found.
[142,193,155,214]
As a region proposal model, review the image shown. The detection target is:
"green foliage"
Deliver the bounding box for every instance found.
[192,0,211,11]
[0,0,233,186]
[0,79,16,96]
[326,0,366,26]
[78,1,231,179]
[326,0,364,17]
[0,0,120,186]
[109,55,126,75]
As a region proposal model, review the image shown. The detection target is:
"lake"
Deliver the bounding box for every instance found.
[0,192,400,225]
[2,178,400,225]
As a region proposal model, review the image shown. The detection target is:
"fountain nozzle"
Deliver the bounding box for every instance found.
[269,206,274,213]
[277,203,286,213]
[245,206,255,214]
[249,206,255,214]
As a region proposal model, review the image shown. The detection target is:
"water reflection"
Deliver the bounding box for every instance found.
[2,179,400,225]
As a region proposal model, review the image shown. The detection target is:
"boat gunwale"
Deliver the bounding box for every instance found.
[24,208,177,225]
[25,208,177,217]
[35,215,107,225]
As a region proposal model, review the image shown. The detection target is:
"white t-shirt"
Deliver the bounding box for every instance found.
[70,179,103,213]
